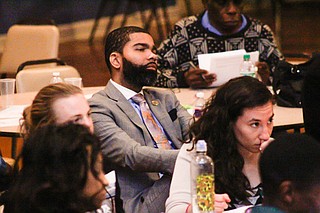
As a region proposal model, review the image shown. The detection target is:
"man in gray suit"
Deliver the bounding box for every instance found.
[89,26,192,213]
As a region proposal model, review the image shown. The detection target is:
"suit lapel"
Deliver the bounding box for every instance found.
[105,82,142,128]
[105,82,153,146]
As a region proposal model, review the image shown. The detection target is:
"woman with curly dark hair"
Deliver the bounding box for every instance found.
[4,123,109,213]
[166,76,274,213]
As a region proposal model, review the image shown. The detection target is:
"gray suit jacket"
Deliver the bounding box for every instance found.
[89,82,192,213]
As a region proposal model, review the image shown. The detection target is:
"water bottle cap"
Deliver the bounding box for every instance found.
[52,72,61,77]
[195,92,204,98]
[196,140,207,152]
[243,54,250,60]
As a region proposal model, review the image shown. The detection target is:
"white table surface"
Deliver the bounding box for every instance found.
[0,86,304,136]
[172,88,303,128]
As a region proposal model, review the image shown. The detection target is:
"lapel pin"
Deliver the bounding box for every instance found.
[151,100,159,106]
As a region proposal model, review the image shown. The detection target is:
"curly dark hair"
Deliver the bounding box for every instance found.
[260,133,320,198]
[4,124,104,213]
[104,26,150,72]
[188,76,273,203]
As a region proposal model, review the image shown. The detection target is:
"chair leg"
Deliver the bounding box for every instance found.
[144,0,165,41]
[137,2,147,24]
[103,1,127,41]
[11,137,17,159]
[184,0,192,16]
[152,0,165,41]
[120,0,132,27]
[89,0,108,45]
[160,0,171,37]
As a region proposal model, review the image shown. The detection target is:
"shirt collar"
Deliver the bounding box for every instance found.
[109,79,140,100]
[201,10,247,35]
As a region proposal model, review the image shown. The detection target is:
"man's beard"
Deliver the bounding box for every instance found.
[122,57,157,88]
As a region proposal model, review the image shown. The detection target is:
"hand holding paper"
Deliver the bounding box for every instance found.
[198,50,260,87]
[184,62,216,88]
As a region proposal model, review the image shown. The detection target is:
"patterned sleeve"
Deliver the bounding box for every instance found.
[259,23,284,73]
[156,17,198,88]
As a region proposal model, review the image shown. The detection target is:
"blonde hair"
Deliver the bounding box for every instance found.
[21,83,83,138]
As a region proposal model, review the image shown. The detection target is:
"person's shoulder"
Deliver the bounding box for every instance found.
[88,88,110,109]
[144,87,173,95]
[143,87,178,103]
[247,15,262,23]
[246,16,272,31]
[173,13,202,28]
[181,142,193,151]
[243,15,275,37]
[88,89,107,102]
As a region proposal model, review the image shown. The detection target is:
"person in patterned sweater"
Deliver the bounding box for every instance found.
[156,0,283,88]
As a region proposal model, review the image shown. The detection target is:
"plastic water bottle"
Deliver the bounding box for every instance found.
[194,92,205,118]
[190,140,215,213]
[50,72,63,84]
[240,54,256,78]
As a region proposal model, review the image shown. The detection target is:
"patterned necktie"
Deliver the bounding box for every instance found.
[131,93,172,149]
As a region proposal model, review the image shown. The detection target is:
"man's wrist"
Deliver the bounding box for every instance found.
[177,71,189,88]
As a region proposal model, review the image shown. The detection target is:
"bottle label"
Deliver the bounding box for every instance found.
[240,71,255,78]
[196,174,215,211]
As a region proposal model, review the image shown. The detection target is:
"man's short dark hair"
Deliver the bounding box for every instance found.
[260,133,320,197]
[104,26,150,72]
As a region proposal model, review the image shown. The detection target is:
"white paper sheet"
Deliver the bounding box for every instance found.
[198,50,259,87]
[0,105,27,127]
[0,118,21,127]
[0,105,27,119]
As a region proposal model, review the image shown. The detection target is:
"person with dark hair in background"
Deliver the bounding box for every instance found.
[156,0,283,88]
[246,133,320,213]
[89,26,192,212]
[166,76,274,212]
[4,124,109,213]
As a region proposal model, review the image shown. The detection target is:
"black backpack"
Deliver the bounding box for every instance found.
[273,52,320,108]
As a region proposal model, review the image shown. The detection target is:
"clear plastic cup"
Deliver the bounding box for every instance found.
[0,78,16,109]
[64,77,82,88]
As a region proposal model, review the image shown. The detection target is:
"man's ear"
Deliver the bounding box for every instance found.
[109,52,122,69]
[279,181,294,205]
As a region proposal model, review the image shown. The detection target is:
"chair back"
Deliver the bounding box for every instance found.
[0,24,59,77]
[16,65,80,93]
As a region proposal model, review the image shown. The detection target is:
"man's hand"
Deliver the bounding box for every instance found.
[184,66,216,88]
[256,62,270,85]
